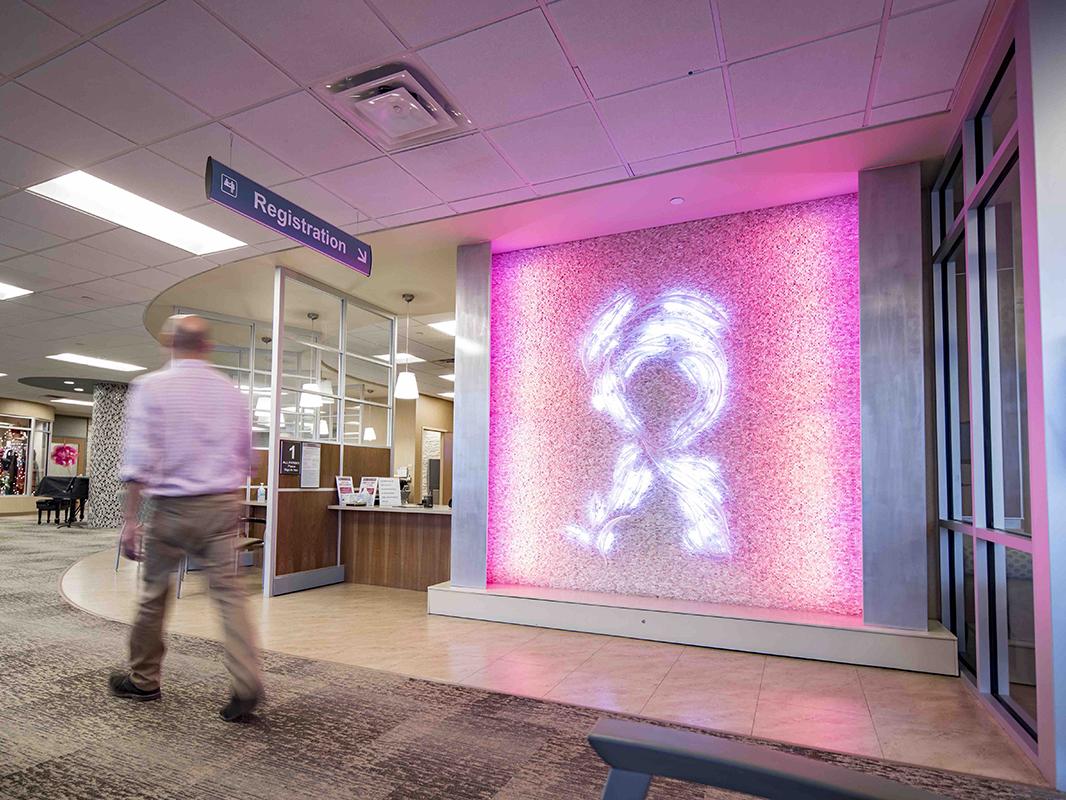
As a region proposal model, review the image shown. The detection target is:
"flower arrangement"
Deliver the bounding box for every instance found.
[52,444,78,468]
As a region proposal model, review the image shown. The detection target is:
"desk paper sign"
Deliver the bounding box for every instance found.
[358,477,379,505]
[300,443,321,489]
[205,157,372,276]
[377,477,402,507]
[336,476,356,505]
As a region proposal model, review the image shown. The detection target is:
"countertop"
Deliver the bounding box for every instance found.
[328,503,452,516]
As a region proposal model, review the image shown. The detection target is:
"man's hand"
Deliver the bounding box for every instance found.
[120,521,143,562]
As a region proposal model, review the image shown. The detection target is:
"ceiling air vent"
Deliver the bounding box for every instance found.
[317,62,473,152]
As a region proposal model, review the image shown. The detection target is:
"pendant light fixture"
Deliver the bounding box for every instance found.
[299,312,325,408]
[394,293,419,400]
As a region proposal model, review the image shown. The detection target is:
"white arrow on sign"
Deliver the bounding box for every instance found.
[357,249,368,264]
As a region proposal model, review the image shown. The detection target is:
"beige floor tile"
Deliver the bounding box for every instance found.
[546,669,662,714]
[460,658,574,698]
[642,678,758,736]
[752,701,882,759]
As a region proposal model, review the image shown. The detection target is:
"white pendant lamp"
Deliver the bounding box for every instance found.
[394,293,419,400]
[363,426,377,442]
[318,418,330,436]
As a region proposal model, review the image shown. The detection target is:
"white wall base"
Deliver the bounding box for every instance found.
[428,582,958,676]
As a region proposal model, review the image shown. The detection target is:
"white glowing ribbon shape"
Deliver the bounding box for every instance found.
[566,290,730,556]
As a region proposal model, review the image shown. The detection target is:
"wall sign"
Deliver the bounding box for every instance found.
[280,440,302,475]
[300,442,321,488]
[205,157,372,276]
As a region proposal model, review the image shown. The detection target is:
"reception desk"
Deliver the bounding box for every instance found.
[333,504,451,591]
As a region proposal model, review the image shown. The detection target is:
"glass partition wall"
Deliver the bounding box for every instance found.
[931,37,1038,745]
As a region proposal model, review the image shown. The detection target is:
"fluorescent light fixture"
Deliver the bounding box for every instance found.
[429,320,456,336]
[0,281,33,301]
[439,391,455,399]
[63,380,75,385]
[73,387,85,392]
[27,171,245,255]
[395,370,418,400]
[47,352,146,372]
[440,373,455,382]
[374,352,424,364]
[363,426,377,442]
[52,398,94,407]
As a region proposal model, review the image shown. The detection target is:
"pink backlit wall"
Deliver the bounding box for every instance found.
[488,194,862,616]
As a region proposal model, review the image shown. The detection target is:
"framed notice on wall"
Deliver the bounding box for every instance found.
[301,443,321,488]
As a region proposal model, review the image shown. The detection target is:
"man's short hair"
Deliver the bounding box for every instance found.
[165,314,212,354]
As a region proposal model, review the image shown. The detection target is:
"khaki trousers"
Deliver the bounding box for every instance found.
[128,493,262,700]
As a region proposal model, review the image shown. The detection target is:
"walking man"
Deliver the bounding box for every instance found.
[109,314,262,722]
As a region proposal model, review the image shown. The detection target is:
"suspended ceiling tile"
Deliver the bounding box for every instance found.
[869,91,952,126]
[1,252,104,284]
[74,302,148,329]
[95,0,297,117]
[630,140,737,176]
[598,69,732,163]
[269,178,363,225]
[197,244,262,265]
[314,158,441,218]
[874,0,988,108]
[0,192,114,240]
[449,187,536,214]
[0,262,66,293]
[0,301,59,326]
[226,92,379,176]
[531,165,630,196]
[717,0,884,62]
[376,205,454,228]
[5,314,117,341]
[373,0,535,47]
[418,10,585,128]
[157,258,215,279]
[0,83,132,166]
[487,104,619,184]
[87,149,206,211]
[149,123,300,186]
[0,216,66,252]
[550,0,718,98]
[182,203,276,245]
[730,25,878,137]
[80,228,191,266]
[0,244,23,261]
[9,291,97,315]
[35,241,146,277]
[201,0,403,83]
[27,0,147,33]
[0,136,71,188]
[741,111,866,153]
[115,267,179,292]
[392,134,523,201]
[891,0,953,13]
[20,43,208,144]
[62,276,158,305]
[0,1,78,75]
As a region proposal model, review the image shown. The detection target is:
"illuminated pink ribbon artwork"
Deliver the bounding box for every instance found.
[489,195,862,617]
[566,290,730,556]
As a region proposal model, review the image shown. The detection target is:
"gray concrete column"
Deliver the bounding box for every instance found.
[859,163,931,630]
[86,382,128,528]
[451,242,491,588]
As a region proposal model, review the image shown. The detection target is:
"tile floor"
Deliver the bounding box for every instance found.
[61,547,1045,786]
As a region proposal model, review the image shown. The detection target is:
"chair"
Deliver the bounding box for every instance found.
[588,718,947,800]
[34,477,74,525]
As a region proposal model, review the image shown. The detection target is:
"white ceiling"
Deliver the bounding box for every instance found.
[0,0,994,407]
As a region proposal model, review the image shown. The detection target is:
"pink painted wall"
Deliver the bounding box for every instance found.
[488,194,862,616]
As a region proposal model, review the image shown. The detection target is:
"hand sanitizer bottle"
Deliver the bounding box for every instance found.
[257,483,266,503]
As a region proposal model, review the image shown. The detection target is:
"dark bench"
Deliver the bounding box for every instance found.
[588,718,947,800]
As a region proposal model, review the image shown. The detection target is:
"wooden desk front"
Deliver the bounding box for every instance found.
[334,505,451,591]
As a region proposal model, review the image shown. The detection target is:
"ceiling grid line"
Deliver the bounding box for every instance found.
[862,1,896,126]
[708,0,742,153]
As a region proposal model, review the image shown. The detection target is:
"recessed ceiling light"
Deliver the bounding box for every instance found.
[440,373,455,382]
[439,391,454,399]
[670,196,685,205]
[52,398,94,407]
[0,373,7,378]
[27,171,245,255]
[373,352,425,364]
[63,380,75,385]
[47,353,146,372]
[73,387,85,392]
[428,320,456,336]
[0,281,33,301]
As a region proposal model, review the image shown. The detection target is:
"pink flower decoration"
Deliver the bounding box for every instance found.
[52,444,78,467]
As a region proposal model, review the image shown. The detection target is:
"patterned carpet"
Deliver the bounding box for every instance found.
[0,517,1062,800]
